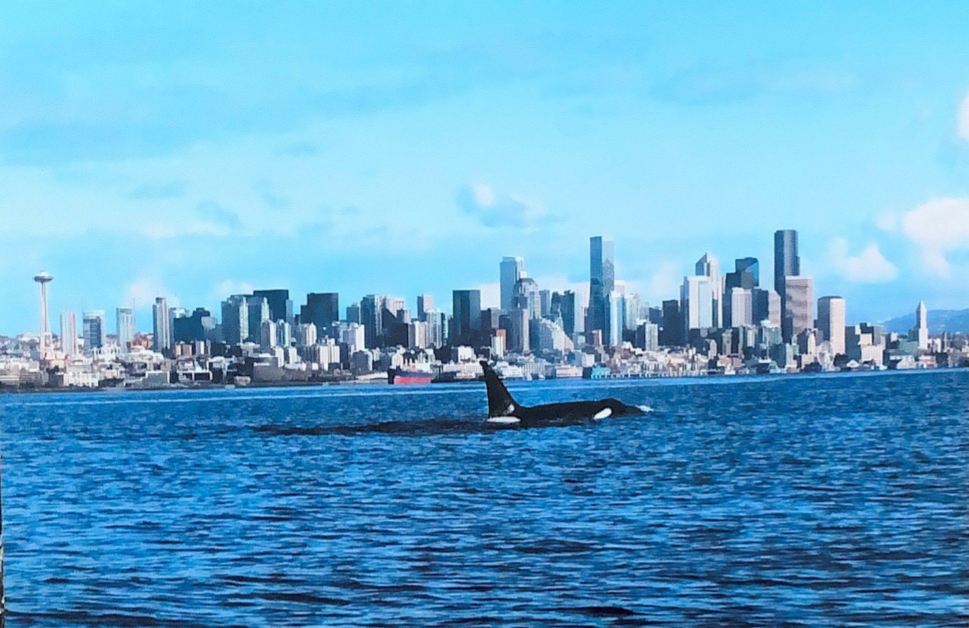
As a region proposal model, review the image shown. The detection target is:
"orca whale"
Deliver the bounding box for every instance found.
[480,361,645,427]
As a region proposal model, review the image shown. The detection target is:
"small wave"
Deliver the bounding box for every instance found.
[637,405,654,413]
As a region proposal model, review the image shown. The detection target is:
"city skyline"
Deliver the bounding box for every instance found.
[2,3,969,334]
[4,225,962,340]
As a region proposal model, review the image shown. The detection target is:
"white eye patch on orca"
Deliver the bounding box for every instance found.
[593,407,612,420]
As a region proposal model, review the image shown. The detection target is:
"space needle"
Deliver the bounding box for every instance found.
[34,271,53,357]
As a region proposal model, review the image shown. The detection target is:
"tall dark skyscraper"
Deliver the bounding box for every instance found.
[589,236,615,333]
[253,289,293,323]
[301,292,339,334]
[660,299,683,347]
[773,230,800,299]
[551,290,577,336]
[361,295,383,348]
[451,289,482,347]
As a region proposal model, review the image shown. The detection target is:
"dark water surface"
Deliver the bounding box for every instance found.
[2,370,967,627]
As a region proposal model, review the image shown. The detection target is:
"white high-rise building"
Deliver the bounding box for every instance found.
[500,256,525,312]
[60,311,78,356]
[726,287,753,328]
[817,296,846,356]
[117,307,135,350]
[695,253,721,329]
[912,301,929,350]
[260,319,278,348]
[681,276,713,336]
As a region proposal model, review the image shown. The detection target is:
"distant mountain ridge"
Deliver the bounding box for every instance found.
[879,309,969,335]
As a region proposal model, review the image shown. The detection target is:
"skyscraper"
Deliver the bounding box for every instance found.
[782,276,814,342]
[753,288,782,327]
[254,289,293,324]
[774,229,800,299]
[607,291,624,347]
[660,300,683,347]
[153,297,171,354]
[589,236,615,334]
[417,294,433,321]
[817,296,846,355]
[360,295,383,348]
[60,311,78,356]
[116,307,135,350]
[301,293,339,334]
[725,287,753,328]
[912,301,929,350]
[451,289,482,347]
[245,296,270,343]
[725,257,759,291]
[500,256,525,312]
[680,276,713,337]
[221,296,249,346]
[82,310,106,352]
[513,277,540,319]
[695,253,722,328]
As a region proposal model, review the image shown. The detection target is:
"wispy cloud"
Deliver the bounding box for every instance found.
[457,183,552,230]
[959,89,969,142]
[829,238,897,283]
[130,180,186,200]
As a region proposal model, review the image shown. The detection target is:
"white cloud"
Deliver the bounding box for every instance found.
[457,183,550,229]
[874,211,898,232]
[959,89,969,142]
[213,279,254,301]
[901,198,969,278]
[829,238,897,283]
[125,277,177,307]
[644,261,681,301]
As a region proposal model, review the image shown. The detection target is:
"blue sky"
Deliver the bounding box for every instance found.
[2,1,968,334]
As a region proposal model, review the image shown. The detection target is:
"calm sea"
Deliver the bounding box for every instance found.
[1,370,966,627]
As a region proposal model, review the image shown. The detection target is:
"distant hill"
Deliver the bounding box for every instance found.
[880,309,969,335]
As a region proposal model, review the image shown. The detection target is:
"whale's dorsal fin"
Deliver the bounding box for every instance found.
[480,360,518,418]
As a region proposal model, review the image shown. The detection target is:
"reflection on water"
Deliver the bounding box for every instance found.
[2,371,967,626]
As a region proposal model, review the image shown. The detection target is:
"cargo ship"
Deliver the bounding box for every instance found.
[387,368,433,385]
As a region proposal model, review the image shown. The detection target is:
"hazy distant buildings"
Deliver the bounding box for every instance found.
[589,236,615,335]
[783,276,814,342]
[153,297,171,354]
[500,256,525,312]
[774,229,800,300]
[514,277,540,319]
[416,294,433,321]
[451,289,482,347]
[82,310,106,352]
[817,296,846,355]
[60,311,78,356]
[607,291,624,347]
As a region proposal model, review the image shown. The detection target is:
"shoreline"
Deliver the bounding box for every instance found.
[0,364,963,396]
